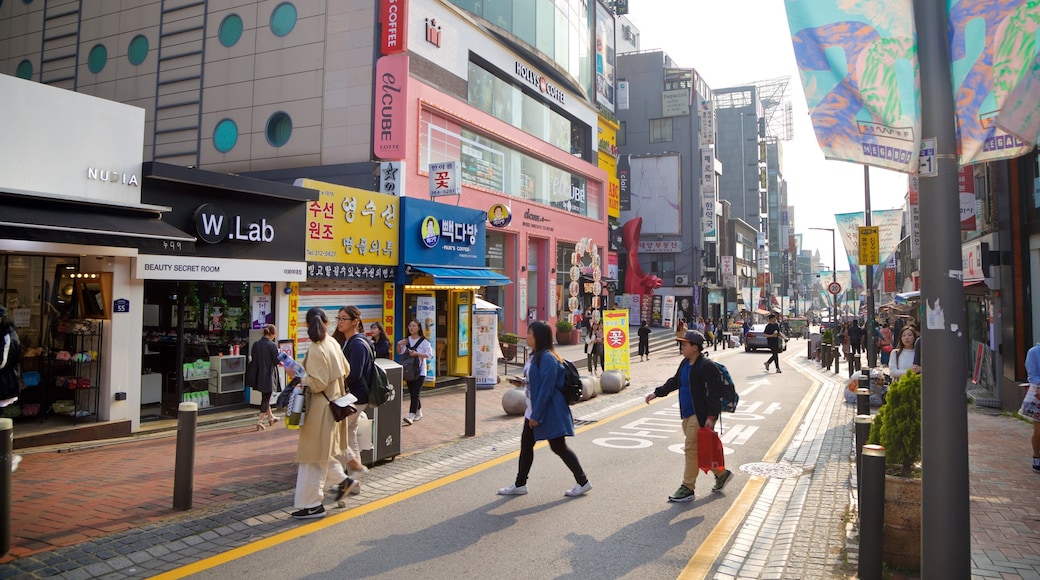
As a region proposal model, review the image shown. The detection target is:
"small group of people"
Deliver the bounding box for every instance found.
[581,312,605,376]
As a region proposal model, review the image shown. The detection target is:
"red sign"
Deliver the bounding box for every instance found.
[379,0,408,55]
[883,268,896,293]
[827,281,842,295]
[373,54,409,160]
[959,165,976,231]
[606,327,627,348]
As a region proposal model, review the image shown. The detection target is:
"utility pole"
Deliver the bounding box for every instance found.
[914,0,970,575]
[810,227,837,327]
[864,166,877,367]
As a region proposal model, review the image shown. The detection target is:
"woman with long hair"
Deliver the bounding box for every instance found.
[889,325,921,380]
[248,324,280,430]
[497,321,591,498]
[335,306,373,487]
[290,307,358,519]
[369,321,391,359]
[397,319,434,425]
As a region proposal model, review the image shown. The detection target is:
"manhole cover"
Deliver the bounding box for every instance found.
[738,462,805,479]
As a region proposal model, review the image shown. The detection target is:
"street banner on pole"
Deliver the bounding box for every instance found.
[603,309,630,379]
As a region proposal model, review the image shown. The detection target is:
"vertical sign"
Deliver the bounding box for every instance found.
[603,309,630,378]
[616,80,629,110]
[473,310,497,386]
[379,0,408,55]
[428,161,460,197]
[517,277,527,325]
[416,296,436,380]
[382,281,395,344]
[721,256,734,276]
[959,165,977,231]
[379,161,404,196]
[858,226,880,265]
[287,282,299,350]
[373,54,409,160]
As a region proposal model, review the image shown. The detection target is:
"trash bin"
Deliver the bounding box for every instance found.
[362,359,402,466]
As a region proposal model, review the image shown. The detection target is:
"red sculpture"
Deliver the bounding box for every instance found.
[622,217,664,295]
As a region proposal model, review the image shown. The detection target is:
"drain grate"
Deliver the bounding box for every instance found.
[738,462,805,479]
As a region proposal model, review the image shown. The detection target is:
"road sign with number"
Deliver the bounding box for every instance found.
[859,226,880,265]
[828,281,842,295]
[919,138,936,177]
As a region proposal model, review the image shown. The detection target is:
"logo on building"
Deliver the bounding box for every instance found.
[193,204,275,244]
[425,18,441,47]
[488,204,511,228]
[514,62,566,105]
[421,216,441,248]
[87,168,139,187]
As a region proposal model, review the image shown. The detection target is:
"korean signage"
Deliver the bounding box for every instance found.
[379,161,404,196]
[379,0,407,55]
[959,165,977,231]
[373,54,408,160]
[698,96,715,146]
[858,226,880,265]
[382,282,396,346]
[428,161,461,197]
[962,240,988,282]
[401,198,486,267]
[701,148,715,194]
[909,175,920,259]
[297,179,398,271]
[637,240,681,253]
[603,309,630,377]
[721,256,734,276]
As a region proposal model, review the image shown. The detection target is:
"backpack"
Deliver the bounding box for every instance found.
[354,336,394,407]
[711,360,739,413]
[555,355,583,405]
[401,337,425,382]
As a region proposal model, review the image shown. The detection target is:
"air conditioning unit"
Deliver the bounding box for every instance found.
[675,275,689,286]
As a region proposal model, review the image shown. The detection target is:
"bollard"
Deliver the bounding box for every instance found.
[856,388,871,416]
[858,371,870,393]
[173,402,198,510]
[854,414,873,490]
[0,418,11,555]
[854,355,862,372]
[833,346,841,373]
[465,376,476,437]
[859,444,886,580]
[807,340,812,360]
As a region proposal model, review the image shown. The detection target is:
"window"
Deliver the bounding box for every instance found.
[219,14,244,47]
[650,118,672,143]
[127,35,149,66]
[270,3,297,37]
[87,44,108,74]
[15,59,32,80]
[650,255,675,277]
[265,112,292,147]
[213,119,238,153]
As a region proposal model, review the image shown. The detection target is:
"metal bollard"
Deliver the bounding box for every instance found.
[0,418,11,555]
[854,414,873,490]
[834,347,841,373]
[859,444,886,580]
[856,388,871,416]
[173,402,198,510]
[465,376,476,437]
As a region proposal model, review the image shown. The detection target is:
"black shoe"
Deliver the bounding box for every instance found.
[291,505,326,519]
[335,478,359,501]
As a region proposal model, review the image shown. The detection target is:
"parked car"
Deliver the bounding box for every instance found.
[744,324,788,352]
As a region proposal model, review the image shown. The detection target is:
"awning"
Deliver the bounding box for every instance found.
[474,297,501,311]
[410,266,512,287]
[0,197,196,253]
[894,291,920,304]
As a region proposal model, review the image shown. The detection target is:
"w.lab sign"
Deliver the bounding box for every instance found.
[137,255,307,282]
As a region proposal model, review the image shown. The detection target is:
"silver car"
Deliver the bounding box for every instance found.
[744,324,788,352]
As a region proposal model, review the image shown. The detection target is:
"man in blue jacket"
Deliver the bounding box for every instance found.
[645,330,733,502]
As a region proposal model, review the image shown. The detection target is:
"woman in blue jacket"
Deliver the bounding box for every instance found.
[498,321,591,498]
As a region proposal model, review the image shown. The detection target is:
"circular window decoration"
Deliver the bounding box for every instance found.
[213,118,239,153]
[218,14,243,47]
[15,59,32,80]
[269,3,297,37]
[570,237,603,312]
[127,35,149,66]
[265,111,292,147]
[87,44,108,74]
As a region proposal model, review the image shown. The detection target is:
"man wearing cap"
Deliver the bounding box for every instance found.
[645,330,733,502]
[763,313,785,374]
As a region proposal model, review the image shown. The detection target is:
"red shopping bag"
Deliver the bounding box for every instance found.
[697,427,725,473]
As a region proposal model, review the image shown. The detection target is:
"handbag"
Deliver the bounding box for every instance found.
[322,391,357,422]
[697,427,725,473]
[1019,385,1040,421]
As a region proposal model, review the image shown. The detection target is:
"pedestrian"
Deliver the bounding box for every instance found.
[763,313,785,373]
[849,321,863,356]
[0,306,21,404]
[291,307,358,520]
[879,322,894,366]
[889,326,921,380]
[590,321,605,375]
[369,321,391,359]
[497,320,591,497]
[741,320,751,346]
[675,318,688,353]
[1020,342,1040,472]
[637,320,651,361]
[397,319,434,425]
[644,330,733,502]
[336,306,374,486]
[247,324,280,431]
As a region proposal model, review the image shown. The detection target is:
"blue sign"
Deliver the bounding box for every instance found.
[401,198,486,267]
[113,298,130,314]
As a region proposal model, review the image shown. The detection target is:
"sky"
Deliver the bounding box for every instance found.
[626,0,910,273]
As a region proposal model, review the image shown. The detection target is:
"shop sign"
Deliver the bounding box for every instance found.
[193,203,275,244]
[136,255,307,281]
[379,0,407,55]
[488,203,512,227]
[379,161,404,196]
[113,298,130,314]
[401,198,486,267]
[617,80,629,110]
[662,89,690,117]
[514,61,566,105]
[962,240,988,282]
[420,215,477,248]
[297,178,398,267]
[521,208,553,232]
[373,54,409,160]
[959,165,977,231]
[428,161,460,197]
[307,263,397,281]
[701,148,715,194]
[87,167,139,187]
[381,282,396,345]
[425,17,441,47]
[698,97,715,145]
[637,240,681,253]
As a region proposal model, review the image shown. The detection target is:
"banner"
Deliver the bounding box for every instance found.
[603,309,630,378]
[835,209,904,292]
[473,311,497,386]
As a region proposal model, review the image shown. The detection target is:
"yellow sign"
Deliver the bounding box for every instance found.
[288,282,298,347]
[598,116,621,219]
[298,178,399,265]
[602,309,630,378]
[859,226,880,265]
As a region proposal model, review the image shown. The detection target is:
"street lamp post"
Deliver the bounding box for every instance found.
[810,227,837,328]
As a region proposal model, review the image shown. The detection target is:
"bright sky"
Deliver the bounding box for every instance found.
[626,1,909,273]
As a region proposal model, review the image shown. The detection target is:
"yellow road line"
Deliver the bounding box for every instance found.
[679,371,824,579]
[153,400,649,579]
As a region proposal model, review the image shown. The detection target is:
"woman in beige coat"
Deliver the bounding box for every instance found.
[291,307,359,520]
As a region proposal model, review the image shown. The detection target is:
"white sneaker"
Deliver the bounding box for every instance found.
[403,413,414,425]
[564,481,592,497]
[497,484,528,495]
[413,409,423,421]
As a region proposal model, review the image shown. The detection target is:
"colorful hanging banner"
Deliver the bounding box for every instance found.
[603,309,630,379]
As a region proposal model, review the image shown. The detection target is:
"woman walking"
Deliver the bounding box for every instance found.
[336,306,373,486]
[369,321,391,359]
[290,307,358,520]
[397,319,434,425]
[497,321,591,497]
[248,324,280,430]
[675,318,688,353]
[587,321,605,376]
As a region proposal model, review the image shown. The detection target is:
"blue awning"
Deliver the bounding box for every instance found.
[411,266,512,287]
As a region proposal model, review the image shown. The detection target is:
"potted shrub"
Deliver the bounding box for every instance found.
[867,370,922,572]
[555,319,577,345]
[499,333,520,361]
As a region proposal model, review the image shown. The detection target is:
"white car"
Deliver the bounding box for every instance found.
[744,324,788,352]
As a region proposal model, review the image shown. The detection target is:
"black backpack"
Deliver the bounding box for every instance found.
[557,356,583,405]
[350,335,394,407]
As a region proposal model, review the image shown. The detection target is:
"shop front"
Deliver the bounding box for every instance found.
[293,179,400,360]
[137,163,317,418]
[398,199,510,385]
[963,236,1001,404]
[1,77,197,445]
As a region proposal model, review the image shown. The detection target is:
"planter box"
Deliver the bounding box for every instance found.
[882,474,922,572]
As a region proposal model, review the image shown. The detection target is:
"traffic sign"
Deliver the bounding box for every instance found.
[859,226,880,265]
[828,281,842,295]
